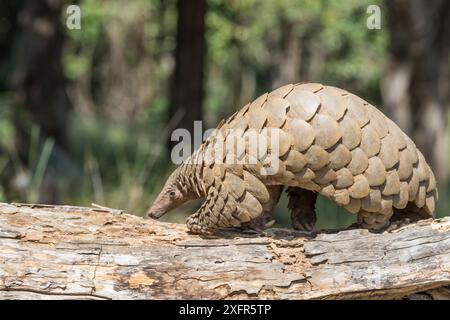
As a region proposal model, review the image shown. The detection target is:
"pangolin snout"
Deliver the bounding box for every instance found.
[146,202,168,219]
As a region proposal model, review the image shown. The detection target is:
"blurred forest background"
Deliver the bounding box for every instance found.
[0,0,449,229]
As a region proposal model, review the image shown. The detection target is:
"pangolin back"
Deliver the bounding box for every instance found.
[197,82,437,225]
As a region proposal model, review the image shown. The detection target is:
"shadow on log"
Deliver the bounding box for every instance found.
[0,203,449,300]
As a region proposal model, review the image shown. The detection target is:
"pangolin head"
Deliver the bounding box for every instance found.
[146,167,193,219]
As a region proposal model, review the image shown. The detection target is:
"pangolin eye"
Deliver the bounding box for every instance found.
[169,191,176,197]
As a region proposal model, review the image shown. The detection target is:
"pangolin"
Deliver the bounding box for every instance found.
[147,83,437,234]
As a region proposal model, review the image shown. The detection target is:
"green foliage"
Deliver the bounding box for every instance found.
[0,113,14,145]
[0,156,8,201]
[204,0,387,123]
[65,114,171,213]
[27,129,54,203]
[0,125,54,203]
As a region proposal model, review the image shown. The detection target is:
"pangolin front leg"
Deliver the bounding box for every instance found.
[185,185,239,234]
[287,187,318,232]
[186,170,269,234]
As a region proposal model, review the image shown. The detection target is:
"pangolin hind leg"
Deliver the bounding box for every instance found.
[287,187,318,232]
[384,203,431,230]
[391,203,428,222]
[357,202,430,231]
[243,185,283,231]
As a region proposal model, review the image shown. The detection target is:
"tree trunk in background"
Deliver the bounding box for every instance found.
[382,0,450,185]
[12,0,71,161]
[0,1,24,91]
[271,22,303,89]
[168,0,206,152]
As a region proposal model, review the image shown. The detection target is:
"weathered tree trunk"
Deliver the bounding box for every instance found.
[168,0,206,151]
[0,203,449,300]
[382,0,450,184]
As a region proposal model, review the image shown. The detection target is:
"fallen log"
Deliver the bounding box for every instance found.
[0,202,449,300]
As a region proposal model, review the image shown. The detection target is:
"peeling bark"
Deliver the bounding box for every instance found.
[0,203,449,300]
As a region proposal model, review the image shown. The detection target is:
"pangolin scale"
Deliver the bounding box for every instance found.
[147,83,437,234]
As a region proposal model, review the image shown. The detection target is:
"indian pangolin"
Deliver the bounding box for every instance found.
[147,83,437,234]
